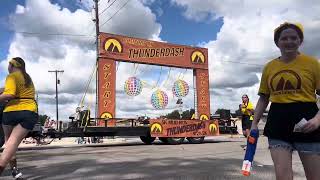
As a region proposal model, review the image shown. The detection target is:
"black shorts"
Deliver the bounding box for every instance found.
[0,104,4,123]
[242,115,252,130]
[2,111,38,130]
[264,102,320,143]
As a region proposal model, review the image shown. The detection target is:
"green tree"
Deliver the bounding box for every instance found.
[215,109,231,119]
[164,110,180,119]
[163,108,195,119]
[235,109,242,117]
[38,114,49,126]
[215,108,230,115]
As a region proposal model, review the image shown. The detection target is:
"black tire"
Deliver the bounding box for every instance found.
[159,137,168,144]
[140,135,156,145]
[187,137,205,144]
[167,137,185,145]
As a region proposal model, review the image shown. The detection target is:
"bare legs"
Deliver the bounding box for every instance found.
[270,148,293,180]
[299,152,320,180]
[0,124,29,174]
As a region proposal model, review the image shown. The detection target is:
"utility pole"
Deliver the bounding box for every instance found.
[93,0,100,121]
[48,70,64,130]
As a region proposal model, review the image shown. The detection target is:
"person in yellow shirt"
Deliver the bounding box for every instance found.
[240,94,254,138]
[251,22,320,180]
[0,57,37,179]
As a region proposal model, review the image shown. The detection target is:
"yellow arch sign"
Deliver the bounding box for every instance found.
[199,114,209,120]
[105,38,122,53]
[100,112,113,119]
[151,123,163,133]
[209,123,218,134]
[191,50,205,63]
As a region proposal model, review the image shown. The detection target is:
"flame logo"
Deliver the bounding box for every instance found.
[191,50,205,63]
[104,38,123,53]
[209,123,217,134]
[151,123,163,133]
[100,112,113,119]
[199,114,209,120]
[270,70,301,93]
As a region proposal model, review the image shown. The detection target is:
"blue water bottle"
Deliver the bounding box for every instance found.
[242,129,259,176]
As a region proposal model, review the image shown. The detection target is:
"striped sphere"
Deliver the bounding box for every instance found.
[151,90,168,109]
[124,77,143,96]
[172,80,189,97]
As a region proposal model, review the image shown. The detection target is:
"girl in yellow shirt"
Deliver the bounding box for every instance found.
[251,22,320,180]
[0,57,37,178]
[240,94,254,138]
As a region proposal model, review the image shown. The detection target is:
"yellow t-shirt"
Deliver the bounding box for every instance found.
[241,101,254,120]
[259,53,320,103]
[3,71,37,112]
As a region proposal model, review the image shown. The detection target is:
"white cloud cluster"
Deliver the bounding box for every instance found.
[171,0,320,111]
[2,0,320,121]
[1,0,163,120]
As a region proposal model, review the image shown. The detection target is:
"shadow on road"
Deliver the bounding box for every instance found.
[21,157,275,180]
[1,138,241,152]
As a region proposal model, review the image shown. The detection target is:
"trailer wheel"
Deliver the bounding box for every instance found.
[187,137,204,144]
[167,137,185,145]
[140,135,155,145]
[159,137,168,144]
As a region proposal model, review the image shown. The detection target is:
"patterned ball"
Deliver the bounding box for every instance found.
[172,80,189,97]
[124,77,143,96]
[151,90,168,109]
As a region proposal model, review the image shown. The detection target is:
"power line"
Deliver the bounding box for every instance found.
[99,0,118,16]
[219,60,264,67]
[16,31,94,37]
[99,0,130,28]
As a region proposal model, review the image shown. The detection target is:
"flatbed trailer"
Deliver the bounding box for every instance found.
[43,116,220,145]
[0,116,221,147]
[0,111,237,148]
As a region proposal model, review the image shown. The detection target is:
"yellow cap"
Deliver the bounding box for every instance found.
[274,22,303,33]
[294,23,304,33]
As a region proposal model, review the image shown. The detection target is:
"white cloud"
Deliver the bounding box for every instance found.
[171,0,320,112]
[1,0,162,120]
[3,0,320,122]
[115,63,194,118]
[139,0,157,5]
[15,5,25,14]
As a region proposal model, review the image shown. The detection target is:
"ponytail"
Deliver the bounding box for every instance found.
[11,57,33,87]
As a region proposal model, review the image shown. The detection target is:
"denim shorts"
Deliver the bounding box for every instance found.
[2,110,38,130]
[268,138,320,154]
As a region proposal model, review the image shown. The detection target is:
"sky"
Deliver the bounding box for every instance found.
[0,0,320,121]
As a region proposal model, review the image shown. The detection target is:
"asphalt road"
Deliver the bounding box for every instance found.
[1,136,307,180]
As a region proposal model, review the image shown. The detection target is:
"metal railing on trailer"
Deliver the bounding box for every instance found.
[44,117,151,141]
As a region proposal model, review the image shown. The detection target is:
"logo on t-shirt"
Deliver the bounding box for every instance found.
[270,70,302,95]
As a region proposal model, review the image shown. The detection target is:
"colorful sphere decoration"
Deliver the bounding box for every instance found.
[172,80,189,97]
[124,77,143,96]
[151,90,169,109]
